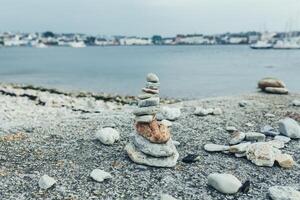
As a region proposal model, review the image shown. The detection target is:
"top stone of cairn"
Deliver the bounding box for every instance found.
[146,73,159,83]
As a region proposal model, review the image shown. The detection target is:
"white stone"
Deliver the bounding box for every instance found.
[292,100,300,106]
[207,173,242,194]
[245,132,266,142]
[194,107,211,116]
[239,100,248,107]
[160,194,177,200]
[161,119,172,127]
[212,108,222,115]
[265,113,276,118]
[95,127,120,145]
[274,135,291,144]
[90,169,112,182]
[264,87,288,94]
[172,140,180,146]
[204,144,230,152]
[125,142,179,167]
[145,82,160,90]
[135,115,154,123]
[133,134,177,157]
[229,132,246,145]
[278,118,300,139]
[159,107,181,121]
[267,140,285,149]
[269,186,300,200]
[147,73,159,83]
[226,126,237,132]
[229,142,251,153]
[275,154,294,169]
[38,175,56,189]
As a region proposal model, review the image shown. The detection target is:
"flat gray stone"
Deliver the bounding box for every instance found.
[229,131,246,145]
[292,100,300,106]
[145,81,160,90]
[264,87,288,94]
[194,107,212,116]
[138,97,160,107]
[125,142,179,168]
[135,115,154,123]
[138,93,158,100]
[267,140,285,149]
[207,173,242,194]
[245,132,266,142]
[229,142,251,153]
[38,175,56,189]
[133,106,159,116]
[146,73,159,83]
[133,134,177,157]
[204,144,230,152]
[269,186,300,200]
[278,118,300,139]
[90,169,112,182]
[274,135,291,144]
[226,126,237,132]
[142,88,159,94]
[261,125,280,136]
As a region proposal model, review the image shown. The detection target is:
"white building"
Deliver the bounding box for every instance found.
[228,36,248,44]
[119,37,152,45]
[175,35,215,44]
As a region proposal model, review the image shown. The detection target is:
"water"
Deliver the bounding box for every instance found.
[0,45,300,98]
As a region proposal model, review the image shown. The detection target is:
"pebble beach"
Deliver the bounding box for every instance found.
[0,82,300,200]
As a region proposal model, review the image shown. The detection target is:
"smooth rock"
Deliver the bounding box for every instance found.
[292,100,300,107]
[194,107,211,116]
[125,142,179,167]
[239,100,248,107]
[182,154,200,163]
[161,119,172,127]
[138,93,158,100]
[212,108,222,115]
[207,173,242,194]
[138,97,160,107]
[90,169,112,182]
[159,107,181,121]
[95,127,120,145]
[172,140,180,146]
[275,154,294,169]
[142,88,159,94]
[264,87,288,94]
[269,186,300,200]
[145,82,160,90]
[204,144,230,152]
[133,106,159,116]
[246,142,280,167]
[229,142,251,153]
[133,133,176,157]
[146,73,159,83]
[265,113,276,118]
[226,126,237,132]
[278,118,300,138]
[245,132,266,142]
[258,77,286,89]
[268,140,285,149]
[38,175,56,189]
[261,125,280,136]
[135,115,154,123]
[136,120,170,143]
[160,194,177,200]
[229,131,246,145]
[274,135,291,144]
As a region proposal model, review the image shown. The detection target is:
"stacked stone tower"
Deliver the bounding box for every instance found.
[125,73,179,167]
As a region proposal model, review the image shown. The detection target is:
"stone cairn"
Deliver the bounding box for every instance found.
[125,73,179,167]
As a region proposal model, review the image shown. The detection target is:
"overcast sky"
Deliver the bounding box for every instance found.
[1,0,300,36]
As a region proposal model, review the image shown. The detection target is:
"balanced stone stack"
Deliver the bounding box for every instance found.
[125,73,179,167]
[258,77,288,94]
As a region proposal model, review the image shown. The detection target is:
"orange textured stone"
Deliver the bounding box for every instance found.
[135,120,170,143]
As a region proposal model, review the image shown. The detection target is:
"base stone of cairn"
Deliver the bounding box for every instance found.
[125,73,179,167]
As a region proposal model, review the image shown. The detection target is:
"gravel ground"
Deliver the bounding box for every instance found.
[0,84,299,200]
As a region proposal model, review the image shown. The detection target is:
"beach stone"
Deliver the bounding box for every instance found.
[268,186,300,200]
[278,118,300,138]
[258,77,286,90]
[207,173,242,194]
[161,119,172,127]
[135,120,170,143]
[268,140,285,149]
[194,107,211,116]
[239,100,248,107]
[135,115,154,123]
[182,154,200,163]
[172,140,180,146]
[133,106,159,116]
[245,132,266,142]
[204,144,230,152]
[125,142,179,167]
[138,97,159,107]
[261,125,280,136]
[226,126,237,132]
[275,154,294,169]
[212,108,222,115]
[142,88,159,94]
[138,93,158,100]
[274,135,291,144]
[229,142,251,153]
[264,87,288,94]
[160,194,177,200]
[38,175,56,189]
[147,73,159,83]
[246,142,280,167]
[95,127,120,145]
[229,131,246,145]
[90,169,112,182]
[159,107,181,121]
[292,100,300,106]
[133,133,176,157]
[145,82,160,90]
[265,113,276,118]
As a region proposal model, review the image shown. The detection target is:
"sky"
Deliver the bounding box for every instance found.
[1,0,300,36]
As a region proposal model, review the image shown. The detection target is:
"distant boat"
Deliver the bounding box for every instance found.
[272,40,300,49]
[250,41,273,49]
[69,41,86,48]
